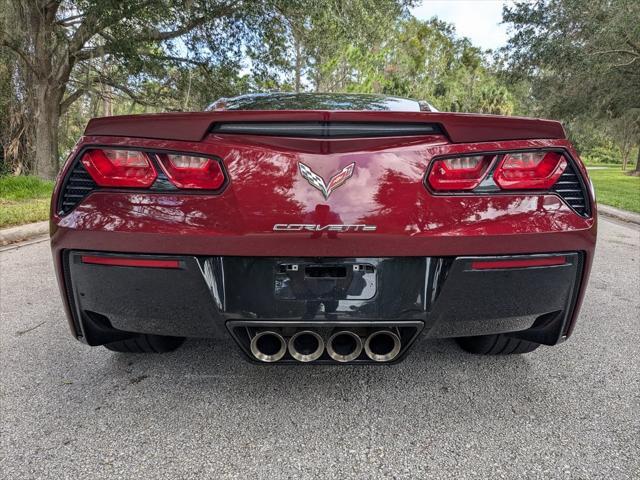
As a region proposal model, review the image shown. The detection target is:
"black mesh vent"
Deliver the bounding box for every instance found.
[552,162,590,216]
[59,161,97,214]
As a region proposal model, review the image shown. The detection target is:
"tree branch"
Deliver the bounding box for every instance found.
[60,87,88,114]
[96,77,157,107]
[0,35,40,75]
[592,48,639,58]
[72,17,210,63]
[57,14,85,26]
[130,17,208,43]
[626,39,640,55]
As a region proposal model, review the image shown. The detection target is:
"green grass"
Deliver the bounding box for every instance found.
[586,167,640,213]
[0,176,54,228]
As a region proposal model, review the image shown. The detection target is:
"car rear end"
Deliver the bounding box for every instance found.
[50,107,596,363]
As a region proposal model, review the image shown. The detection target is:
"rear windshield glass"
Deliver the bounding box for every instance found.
[208,93,424,111]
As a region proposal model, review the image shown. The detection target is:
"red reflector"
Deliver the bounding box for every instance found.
[157,153,225,190]
[81,149,157,187]
[471,256,567,270]
[493,151,567,189]
[81,256,180,269]
[428,155,494,191]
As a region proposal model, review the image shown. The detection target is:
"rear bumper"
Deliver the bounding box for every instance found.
[58,251,585,357]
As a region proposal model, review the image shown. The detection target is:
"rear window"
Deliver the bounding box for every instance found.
[208,93,427,112]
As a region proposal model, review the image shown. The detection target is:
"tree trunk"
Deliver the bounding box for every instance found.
[33,81,62,179]
[634,146,640,173]
[294,37,302,93]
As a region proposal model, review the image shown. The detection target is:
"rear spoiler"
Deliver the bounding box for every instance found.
[84,110,566,143]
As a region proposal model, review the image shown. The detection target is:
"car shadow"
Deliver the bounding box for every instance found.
[102,335,544,405]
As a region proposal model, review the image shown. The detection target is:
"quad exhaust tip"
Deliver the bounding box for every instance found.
[249,328,402,363]
[327,330,363,363]
[364,330,401,362]
[288,330,324,362]
[250,331,287,362]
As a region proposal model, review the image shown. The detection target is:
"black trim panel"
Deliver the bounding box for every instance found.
[211,121,441,138]
[63,252,583,354]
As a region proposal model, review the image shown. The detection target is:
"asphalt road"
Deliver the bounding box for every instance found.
[1,219,639,479]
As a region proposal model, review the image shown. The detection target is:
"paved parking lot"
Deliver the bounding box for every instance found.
[1,218,638,479]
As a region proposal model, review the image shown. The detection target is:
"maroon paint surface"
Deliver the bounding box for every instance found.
[51,113,595,338]
[84,110,565,143]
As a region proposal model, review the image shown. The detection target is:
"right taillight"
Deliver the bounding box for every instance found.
[81,149,157,187]
[493,151,567,190]
[427,150,570,192]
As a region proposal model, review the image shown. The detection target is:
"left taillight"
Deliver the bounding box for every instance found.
[81,149,157,187]
[79,148,226,191]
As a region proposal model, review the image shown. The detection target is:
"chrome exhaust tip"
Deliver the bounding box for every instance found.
[250,331,287,362]
[288,330,324,362]
[364,330,401,362]
[327,330,363,363]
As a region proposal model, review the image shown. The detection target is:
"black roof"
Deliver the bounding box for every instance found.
[208,92,435,112]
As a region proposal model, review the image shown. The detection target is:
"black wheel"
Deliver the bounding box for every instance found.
[104,334,185,353]
[456,334,540,355]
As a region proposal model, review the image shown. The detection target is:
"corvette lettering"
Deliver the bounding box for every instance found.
[273,224,377,232]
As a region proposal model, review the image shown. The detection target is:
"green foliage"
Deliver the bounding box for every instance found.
[0,175,54,201]
[318,18,515,115]
[583,146,623,165]
[502,0,640,118]
[0,175,54,227]
[501,0,640,170]
[0,198,50,228]
[587,167,640,213]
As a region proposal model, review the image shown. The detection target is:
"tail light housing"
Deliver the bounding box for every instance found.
[493,151,567,190]
[157,153,225,190]
[81,149,157,187]
[427,155,494,191]
[79,148,226,191]
[427,150,569,192]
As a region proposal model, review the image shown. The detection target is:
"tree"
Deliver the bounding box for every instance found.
[318,18,515,114]
[0,0,413,178]
[250,0,413,93]
[1,1,268,178]
[502,0,640,170]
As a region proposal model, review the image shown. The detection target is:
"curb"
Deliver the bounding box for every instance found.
[598,205,640,226]
[0,221,49,246]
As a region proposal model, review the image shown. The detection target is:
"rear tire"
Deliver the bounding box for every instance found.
[456,334,540,355]
[104,334,184,353]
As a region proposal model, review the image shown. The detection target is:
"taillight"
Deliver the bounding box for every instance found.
[493,151,567,190]
[81,149,157,187]
[157,153,225,190]
[427,155,494,191]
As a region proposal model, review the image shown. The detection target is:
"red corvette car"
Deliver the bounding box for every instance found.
[50,93,596,363]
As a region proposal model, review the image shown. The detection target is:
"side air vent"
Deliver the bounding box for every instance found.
[59,161,97,214]
[211,122,441,138]
[552,162,590,216]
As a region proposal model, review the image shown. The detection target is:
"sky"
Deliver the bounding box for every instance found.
[410,0,514,51]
